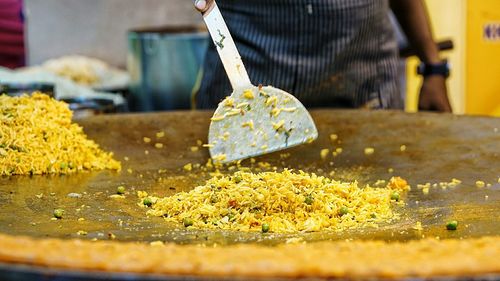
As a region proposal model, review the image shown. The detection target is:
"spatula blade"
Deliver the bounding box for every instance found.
[208,86,318,163]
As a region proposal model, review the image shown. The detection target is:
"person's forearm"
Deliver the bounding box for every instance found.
[390,0,441,64]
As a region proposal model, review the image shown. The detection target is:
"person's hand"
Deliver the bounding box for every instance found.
[418,75,452,112]
[194,0,214,13]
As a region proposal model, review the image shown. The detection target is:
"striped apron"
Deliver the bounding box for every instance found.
[196,0,402,109]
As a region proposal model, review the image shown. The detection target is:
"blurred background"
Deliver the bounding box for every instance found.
[1,0,499,116]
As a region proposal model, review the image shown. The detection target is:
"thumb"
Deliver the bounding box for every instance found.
[194,0,214,13]
[194,0,207,11]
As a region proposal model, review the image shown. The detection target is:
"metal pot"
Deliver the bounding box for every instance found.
[127,26,209,111]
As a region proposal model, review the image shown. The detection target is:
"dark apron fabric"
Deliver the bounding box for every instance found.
[196,0,402,109]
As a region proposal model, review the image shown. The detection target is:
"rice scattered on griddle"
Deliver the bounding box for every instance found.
[140,170,410,233]
[0,93,121,175]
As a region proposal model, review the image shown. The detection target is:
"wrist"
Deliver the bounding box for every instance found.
[417,59,450,78]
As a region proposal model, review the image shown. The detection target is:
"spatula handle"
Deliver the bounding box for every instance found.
[196,0,252,90]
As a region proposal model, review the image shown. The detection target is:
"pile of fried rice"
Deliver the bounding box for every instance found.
[0,93,120,175]
[140,170,410,233]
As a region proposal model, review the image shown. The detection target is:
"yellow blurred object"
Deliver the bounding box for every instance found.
[492,105,500,117]
[465,0,500,116]
[42,55,107,86]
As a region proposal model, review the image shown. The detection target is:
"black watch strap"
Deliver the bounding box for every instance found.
[417,60,450,78]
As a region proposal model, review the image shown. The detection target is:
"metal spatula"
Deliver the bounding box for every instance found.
[199,1,318,163]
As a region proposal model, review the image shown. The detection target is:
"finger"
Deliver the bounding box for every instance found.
[194,0,214,13]
[439,101,452,113]
[418,105,435,112]
[417,95,431,111]
[436,94,453,113]
[422,100,452,113]
[194,0,207,12]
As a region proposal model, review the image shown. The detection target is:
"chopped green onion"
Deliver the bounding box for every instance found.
[339,206,349,216]
[304,195,314,205]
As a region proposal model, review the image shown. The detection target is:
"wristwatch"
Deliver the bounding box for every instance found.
[417,60,450,78]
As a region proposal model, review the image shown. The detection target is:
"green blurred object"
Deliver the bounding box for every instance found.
[446,220,459,230]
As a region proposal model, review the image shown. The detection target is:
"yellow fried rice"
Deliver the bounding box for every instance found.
[0,93,121,175]
[140,170,410,233]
